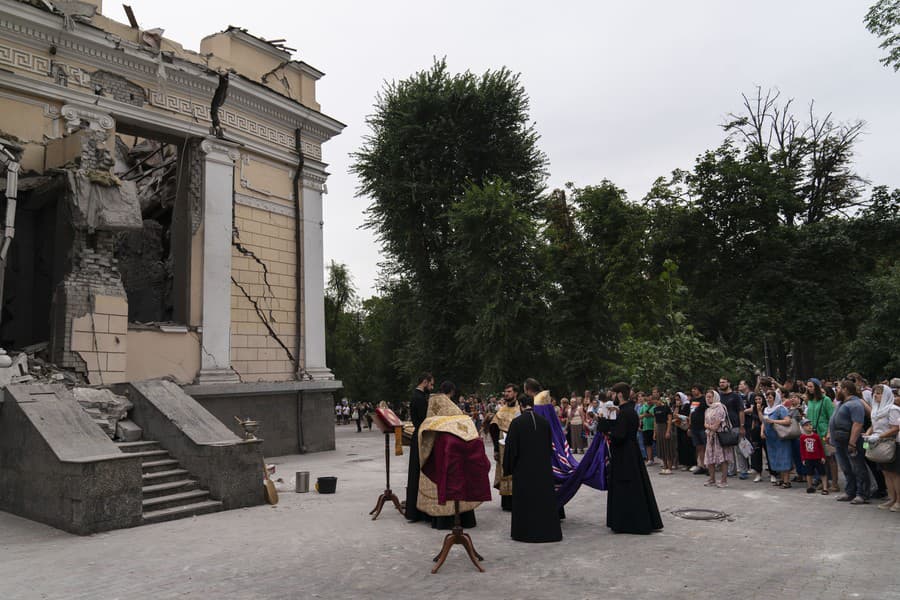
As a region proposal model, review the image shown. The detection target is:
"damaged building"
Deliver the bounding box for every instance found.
[0,0,344,533]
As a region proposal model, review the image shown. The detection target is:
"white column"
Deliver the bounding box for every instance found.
[301,175,333,380]
[197,138,241,384]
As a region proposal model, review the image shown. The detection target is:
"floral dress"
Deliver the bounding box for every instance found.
[704,403,730,465]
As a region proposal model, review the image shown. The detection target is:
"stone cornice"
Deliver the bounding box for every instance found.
[234,192,295,218]
[0,1,344,143]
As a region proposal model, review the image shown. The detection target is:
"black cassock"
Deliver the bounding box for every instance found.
[596,401,663,534]
[503,409,562,543]
[405,387,428,522]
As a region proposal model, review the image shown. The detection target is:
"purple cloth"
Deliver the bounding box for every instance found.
[534,404,607,507]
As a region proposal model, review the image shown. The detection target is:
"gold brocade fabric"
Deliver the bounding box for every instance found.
[492,404,519,496]
[493,405,520,433]
[533,390,551,405]
[417,394,483,516]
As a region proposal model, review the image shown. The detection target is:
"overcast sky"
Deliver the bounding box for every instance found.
[129,0,900,297]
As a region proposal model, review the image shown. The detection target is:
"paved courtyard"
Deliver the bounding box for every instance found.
[2,425,899,600]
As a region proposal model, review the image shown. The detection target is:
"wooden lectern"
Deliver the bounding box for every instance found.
[369,407,405,520]
[431,500,484,574]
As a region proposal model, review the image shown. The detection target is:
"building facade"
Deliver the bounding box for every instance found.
[0,0,343,453]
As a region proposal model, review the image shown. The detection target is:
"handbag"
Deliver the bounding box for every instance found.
[865,438,897,463]
[738,436,754,458]
[717,414,740,447]
[773,417,801,440]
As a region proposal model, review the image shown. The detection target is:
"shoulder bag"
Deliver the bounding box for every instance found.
[866,438,897,463]
[717,411,740,447]
[773,412,801,440]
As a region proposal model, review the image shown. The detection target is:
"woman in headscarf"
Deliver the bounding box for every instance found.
[675,392,696,470]
[703,390,730,488]
[760,388,793,488]
[863,384,900,510]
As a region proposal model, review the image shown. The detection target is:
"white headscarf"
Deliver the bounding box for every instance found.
[677,392,689,405]
[871,385,895,421]
[764,392,780,416]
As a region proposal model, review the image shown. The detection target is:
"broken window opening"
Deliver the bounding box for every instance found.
[112,130,190,326]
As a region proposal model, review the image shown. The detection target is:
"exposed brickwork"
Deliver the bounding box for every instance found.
[89,71,146,107]
[231,203,298,382]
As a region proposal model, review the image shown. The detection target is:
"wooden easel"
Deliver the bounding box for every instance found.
[370,408,404,520]
[431,500,484,574]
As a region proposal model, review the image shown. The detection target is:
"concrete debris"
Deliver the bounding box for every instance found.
[0,353,31,387]
[115,419,142,442]
[72,387,133,439]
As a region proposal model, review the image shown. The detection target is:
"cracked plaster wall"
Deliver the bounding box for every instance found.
[230,202,297,382]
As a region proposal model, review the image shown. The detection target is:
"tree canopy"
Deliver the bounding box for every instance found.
[330,66,899,403]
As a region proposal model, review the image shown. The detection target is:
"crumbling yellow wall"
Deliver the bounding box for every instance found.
[126,329,201,384]
[70,295,129,385]
[0,93,60,172]
[230,203,297,382]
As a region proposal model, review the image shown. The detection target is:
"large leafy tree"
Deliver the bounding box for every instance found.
[645,89,871,378]
[447,180,546,386]
[352,58,547,382]
[866,0,900,71]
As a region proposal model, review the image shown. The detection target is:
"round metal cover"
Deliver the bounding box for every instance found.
[670,508,730,521]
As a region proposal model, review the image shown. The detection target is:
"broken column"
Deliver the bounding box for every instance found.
[48,104,142,385]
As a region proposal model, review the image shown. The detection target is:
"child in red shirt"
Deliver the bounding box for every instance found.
[800,419,829,494]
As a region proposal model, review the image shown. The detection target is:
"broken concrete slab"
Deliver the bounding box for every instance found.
[115,419,142,442]
[72,387,133,438]
[67,170,142,232]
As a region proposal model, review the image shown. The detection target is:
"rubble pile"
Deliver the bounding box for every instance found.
[0,343,85,387]
[113,137,178,323]
[72,387,136,440]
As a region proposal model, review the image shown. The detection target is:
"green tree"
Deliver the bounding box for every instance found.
[447,179,546,386]
[866,0,900,71]
[352,58,548,382]
[324,261,362,400]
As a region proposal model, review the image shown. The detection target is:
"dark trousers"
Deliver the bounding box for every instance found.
[834,436,871,499]
[748,427,763,474]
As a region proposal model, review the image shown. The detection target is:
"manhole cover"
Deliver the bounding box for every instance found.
[670,508,730,521]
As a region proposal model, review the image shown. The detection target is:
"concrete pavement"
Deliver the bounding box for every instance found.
[1,425,899,600]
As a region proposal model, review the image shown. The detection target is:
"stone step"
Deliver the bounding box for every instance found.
[143,489,211,512]
[142,468,190,485]
[142,500,224,525]
[115,440,160,453]
[141,458,180,473]
[142,479,200,499]
[131,450,171,461]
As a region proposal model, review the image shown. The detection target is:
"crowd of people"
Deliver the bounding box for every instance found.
[334,400,380,432]
[511,374,900,509]
[340,372,900,512]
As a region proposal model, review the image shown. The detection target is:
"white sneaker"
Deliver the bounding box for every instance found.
[753,474,762,483]
[770,475,777,483]
[689,466,699,473]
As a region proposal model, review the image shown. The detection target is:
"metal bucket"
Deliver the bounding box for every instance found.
[295,471,310,493]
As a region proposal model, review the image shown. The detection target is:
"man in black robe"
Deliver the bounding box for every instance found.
[596,382,663,534]
[405,372,433,522]
[502,378,562,543]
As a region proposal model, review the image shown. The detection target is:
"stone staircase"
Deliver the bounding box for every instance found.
[116,440,223,524]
